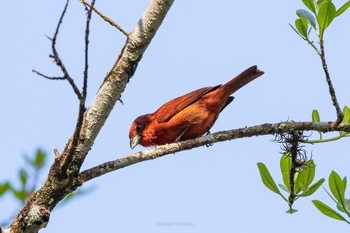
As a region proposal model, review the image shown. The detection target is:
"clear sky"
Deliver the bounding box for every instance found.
[1,0,350,232]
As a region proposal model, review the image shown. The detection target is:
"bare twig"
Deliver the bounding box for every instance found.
[32,69,65,80]
[78,121,350,183]
[60,0,96,175]
[51,0,82,100]
[319,39,344,126]
[7,1,175,232]
[82,0,94,103]
[80,0,129,36]
[32,0,83,100]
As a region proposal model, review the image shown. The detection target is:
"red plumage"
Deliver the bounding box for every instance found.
[129,65,264,148]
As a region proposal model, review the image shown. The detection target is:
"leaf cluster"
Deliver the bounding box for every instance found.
[0,149,47,205]
[257,155,324,213]
[0,149,91,224]
[308,106,350,143]
[313,171,350,224]
[291,0,350,53]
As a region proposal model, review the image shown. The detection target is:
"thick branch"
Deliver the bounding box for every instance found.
[7,1,174,232]
[78,121,350,183]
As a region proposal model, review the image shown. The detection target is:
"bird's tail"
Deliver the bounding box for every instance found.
[221,65,264,95]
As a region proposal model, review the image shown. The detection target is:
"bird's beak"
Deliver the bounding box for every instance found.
[130,134,141,149]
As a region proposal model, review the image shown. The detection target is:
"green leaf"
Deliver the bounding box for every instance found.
[313,200,349,222]
[34,149,46,169]
[301,178,325,196]
[324,186,340,205]
[257,162,281,195]
[23,149,47,170]
[297,9,317,29]
[295,160,316,194]
[286,208,298,214]
[294,174,303,194]
[11,189,26,203]
[303,0,317,13]
[312,109,321,122]
[345,198,350,211]
[329,171,345,206]
[19,169,28,186]
[295,17,309,38]
[279,184,290,193]
[312,109,322,139]
[339,131,350,137]
[336,1,350,17]
[0,182,11,196]
[317,0,337,37]
[337,198,350,213]
[289,24,306,40]
[316,0,325,8]
[343,106,350,123]
[306,160,316,186]
[280,155,291,191]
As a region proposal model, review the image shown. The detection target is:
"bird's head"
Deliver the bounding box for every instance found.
[129,114,152,149]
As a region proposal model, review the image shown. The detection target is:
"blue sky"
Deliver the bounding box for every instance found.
[1,0,350,232]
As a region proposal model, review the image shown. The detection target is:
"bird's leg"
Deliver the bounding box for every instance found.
[205,129,213,147]
[174,127,190,143]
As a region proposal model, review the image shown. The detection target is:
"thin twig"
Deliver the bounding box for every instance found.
[51,0,82,100]
[33,0,83,100]
[319,39,344,126]
[80,0,129,36]
[60,0,97,175]
[82,0,94,103]
[78,121,350,184]
[32,69,65,80]
[33,66,82,99]
[8,1,175,232]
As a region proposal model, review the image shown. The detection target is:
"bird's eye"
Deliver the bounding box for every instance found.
[136,124,143,133]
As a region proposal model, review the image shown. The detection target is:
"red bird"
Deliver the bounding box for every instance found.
[129,66,264,148]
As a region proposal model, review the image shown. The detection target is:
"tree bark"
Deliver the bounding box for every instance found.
[5,1,174,232]
[78,121,350,183]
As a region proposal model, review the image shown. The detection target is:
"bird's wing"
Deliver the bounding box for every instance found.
[155,85,221,123]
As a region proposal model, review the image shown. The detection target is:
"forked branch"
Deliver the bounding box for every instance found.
[7,1,175,232]
[60,0,97,174]
[32,0,82,101]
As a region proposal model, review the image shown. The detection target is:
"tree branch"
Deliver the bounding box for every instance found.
[78,121,350,183]
[59,0,96,176]
[80,0,129,36]
[319,39,344,126]
[7,1,174,232]
[82,0,94,103]
[51,0,82,100]
[31,70,65,81]
[32,0,83,101]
